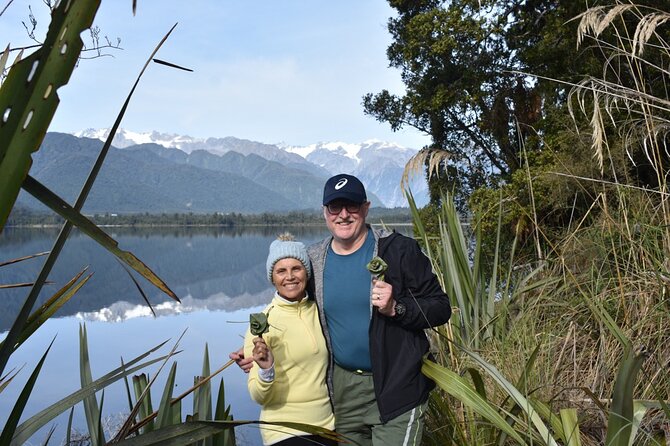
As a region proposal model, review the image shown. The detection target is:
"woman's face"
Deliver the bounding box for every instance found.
[272,258,308,301]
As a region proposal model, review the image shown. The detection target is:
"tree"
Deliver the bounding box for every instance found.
[364,0,670,208]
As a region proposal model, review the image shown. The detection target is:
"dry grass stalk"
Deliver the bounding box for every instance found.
[633,12,670,55]
[401,147,451,193]
[569,4,670,195]
[576,5,634,47]
[590,90,607,173]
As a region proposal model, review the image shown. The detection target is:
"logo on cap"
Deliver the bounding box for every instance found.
[335,178,348,190]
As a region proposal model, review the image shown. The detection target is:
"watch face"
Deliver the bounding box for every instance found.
[395,302,406,316]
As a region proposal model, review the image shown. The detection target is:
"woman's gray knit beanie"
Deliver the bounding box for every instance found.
[266,233,312,283]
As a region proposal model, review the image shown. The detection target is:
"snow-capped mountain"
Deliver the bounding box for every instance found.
[75,128,327,176]
[282,140,429,207]
[75,128,199,151]
[74,128,429,207]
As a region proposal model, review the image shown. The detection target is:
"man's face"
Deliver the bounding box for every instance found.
[323,199,370,245]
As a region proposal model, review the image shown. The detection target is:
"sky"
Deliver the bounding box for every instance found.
[2,0,432,149]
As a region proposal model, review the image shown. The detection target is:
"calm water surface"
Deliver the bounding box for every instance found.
[0,225,410,445]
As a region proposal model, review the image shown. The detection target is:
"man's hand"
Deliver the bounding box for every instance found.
[229,347,254,373]
[371,278,395,317]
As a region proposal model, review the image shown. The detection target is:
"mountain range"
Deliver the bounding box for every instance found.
[15,129,429,214]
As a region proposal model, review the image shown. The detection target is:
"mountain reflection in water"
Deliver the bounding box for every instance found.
[0,225,339,330]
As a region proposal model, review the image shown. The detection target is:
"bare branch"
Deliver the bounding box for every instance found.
[0,0,15,18]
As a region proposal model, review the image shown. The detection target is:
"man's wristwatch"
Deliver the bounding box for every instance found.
[393,301,406,319]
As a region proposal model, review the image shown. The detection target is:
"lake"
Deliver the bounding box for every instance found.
[0,224,410,445]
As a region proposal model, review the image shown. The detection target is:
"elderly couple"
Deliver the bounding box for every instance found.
[229,174,452,446]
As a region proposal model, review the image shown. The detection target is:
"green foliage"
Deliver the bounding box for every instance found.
[0,0,101,229]
[468,149,568,264]
[413,189,669,445]
[605,347,650,446]
[131,338,253,443]
[0,267,92,353]
[0,2,239,444]
[407,2,670,430]
[369,0,670,209]
[421,359,526,445]
[23,175,179,300]
[132,374,155,435]
[0,339,54,445]
[10,338,173,444]
[410,191,506,349]
[213,379,236,446]
[0,0,183,394]
[80,325,105,446]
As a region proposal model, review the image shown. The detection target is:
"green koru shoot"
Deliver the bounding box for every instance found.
[366,256,388,282]
[250,312,270,337]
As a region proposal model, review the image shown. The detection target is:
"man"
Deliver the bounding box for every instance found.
[231,173,451,445]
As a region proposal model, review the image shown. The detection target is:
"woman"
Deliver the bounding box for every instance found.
[243,233,335,446]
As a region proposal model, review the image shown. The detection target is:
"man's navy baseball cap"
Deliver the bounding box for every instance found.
[322,174,367,205]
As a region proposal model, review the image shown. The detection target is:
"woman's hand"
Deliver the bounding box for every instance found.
[229,348,254,373]
[252,337,274,369]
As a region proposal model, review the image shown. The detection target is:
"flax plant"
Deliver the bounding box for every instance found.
[0,2,239,444]
[408,190,557,445]
[408,188,667,445]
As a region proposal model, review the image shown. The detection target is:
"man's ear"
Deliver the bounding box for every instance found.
[363,200,371,217]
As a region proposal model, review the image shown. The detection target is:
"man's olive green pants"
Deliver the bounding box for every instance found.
[333,364,427,446]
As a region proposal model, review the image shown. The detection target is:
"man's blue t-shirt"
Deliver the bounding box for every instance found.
[323,228,375,371]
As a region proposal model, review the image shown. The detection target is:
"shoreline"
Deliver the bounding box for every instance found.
[4,222,414,229]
